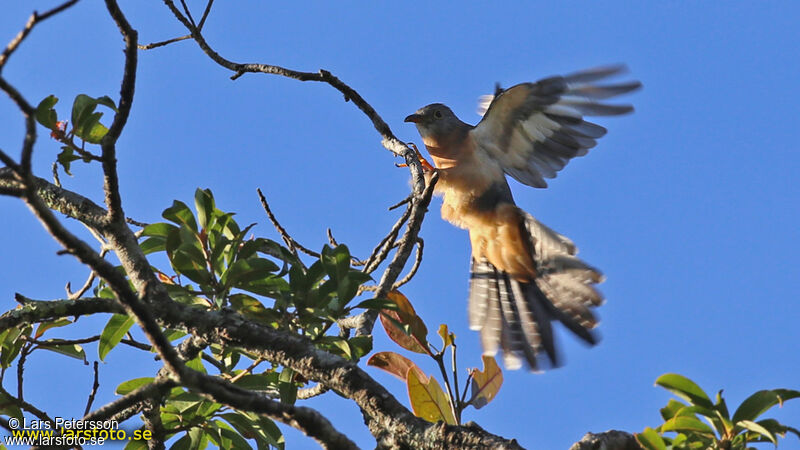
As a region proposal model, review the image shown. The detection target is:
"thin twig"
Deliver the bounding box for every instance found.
[138,34,191,50]
[179,0,196,27]
[84,361,100,416]
[0,0,80,70]
[51,162,61,187]
[256,188,319,259]
[355,172,439,336]
[392,237,424,289]
[24,335,100,346]
[388,195,411,211]
[197,0,215,31]
[227,357,264,383]
[326,228,338,247]
[17,343,30,400]
[126,216,149,228]
[363,203,412,273]
[0,386,56,428]
[101,0,138,225]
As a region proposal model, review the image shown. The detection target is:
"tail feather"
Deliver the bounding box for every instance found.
[467,212,603,371]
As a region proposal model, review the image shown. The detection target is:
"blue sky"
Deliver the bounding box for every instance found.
[1,1,799,449]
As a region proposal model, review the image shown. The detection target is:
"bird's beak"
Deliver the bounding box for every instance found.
[404,113,422,123]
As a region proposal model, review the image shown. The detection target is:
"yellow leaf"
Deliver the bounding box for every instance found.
[469,355,503,409]
[407,368,456,425]
[437,324,454,348]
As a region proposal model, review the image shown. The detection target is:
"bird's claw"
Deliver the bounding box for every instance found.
[396,142,435,172]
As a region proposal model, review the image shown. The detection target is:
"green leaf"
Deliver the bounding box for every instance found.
[737,420,777,445]
[194,188,215,230]
[715,389,730,420]
[655,373,713,408]
[164,329,186,341]
[773,388,800,404]
[221,412,284,448]
[347,335,373,360]
[232,373,279,391]
[142,222,178,238]
[95,95,118,112]
[71,94,97,132]
[0,326,30,368]
[169,392,205,414]
[56,146,81,176]
[0,391,24,421]
[171,427,205,450]
[35,95,58,129]
[99,314,135,361]
[211,421,251,450]
[124,438,149,450]
[83,120,109,144]
[660,415,716,436]
[163,200,198,232]
[352,297,397,310]
[34,318,72,339]
[222,258,280,288]
[278,368,297,405]
[169,244,212,286]
[732,390,782,424]
[116,377,155,395]
[39,343,87,363]
[139,237,167,255]
[660,398,687,421]
[185,355,206,374]
[635,427,667,450]
[321,244,351,283]
[229,294,278,324]
[237,275,289,298]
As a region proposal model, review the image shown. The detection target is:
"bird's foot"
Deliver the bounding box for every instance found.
[396,142,435,171]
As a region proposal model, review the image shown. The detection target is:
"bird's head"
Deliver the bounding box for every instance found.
[404,103,465,142]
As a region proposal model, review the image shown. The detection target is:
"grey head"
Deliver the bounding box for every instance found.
[404,103,472,142]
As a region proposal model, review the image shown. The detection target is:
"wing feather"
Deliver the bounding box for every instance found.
[472,65,640,188]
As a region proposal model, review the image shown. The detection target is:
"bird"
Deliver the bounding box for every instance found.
[404,65,640,371]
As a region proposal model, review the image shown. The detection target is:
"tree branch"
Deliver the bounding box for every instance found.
[0,0,80,71]
[101,0,138,225]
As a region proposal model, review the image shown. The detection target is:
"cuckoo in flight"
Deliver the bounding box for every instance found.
[405,65,640,371]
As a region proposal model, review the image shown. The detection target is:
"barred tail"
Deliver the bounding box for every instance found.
[468,213,604,371]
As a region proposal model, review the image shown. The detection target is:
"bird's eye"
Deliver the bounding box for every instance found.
[434,110,443,119]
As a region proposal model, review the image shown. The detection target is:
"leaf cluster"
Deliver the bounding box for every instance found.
[367,291,503,426]
[637,373,800,450]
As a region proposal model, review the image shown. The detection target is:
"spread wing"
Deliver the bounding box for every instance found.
[470,65,641,188]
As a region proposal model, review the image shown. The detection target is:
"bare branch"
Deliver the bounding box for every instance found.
[363,202,413,273]
[160,0,421,174]
[83,378,176,423]
[356,171,439,336]
[0,77,36,174]
[257,188,319,259]
[138,35,191,50]
[101,0,139,224]
[197,0,215,31]
[84,361,100,416]
[0,386,56,429]
[393,237,424,289]
[0,0,80,70]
